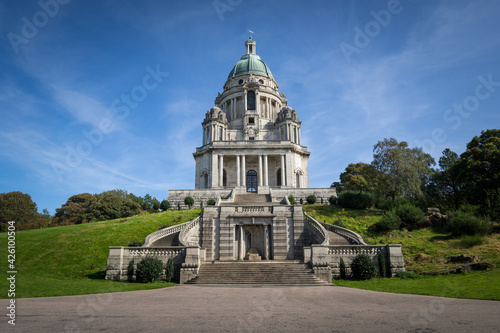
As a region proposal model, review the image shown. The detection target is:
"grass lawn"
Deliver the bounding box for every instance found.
[0,209,200,298]
[335,269,500,300]
[305,204,500,301]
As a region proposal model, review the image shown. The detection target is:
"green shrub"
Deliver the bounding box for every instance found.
[127,259,135,277]
[350,254,378,280]
[306,194,317,204]
[395,271,420,279]
[375,210,401,232]
[446,210,491,237]
[339,257,346,279]
[184,196,195,209]
[136,257,164,283]
[333,218,346,228]
[206,198,216,206]
[378,254,387,278]
[288,195,296,205]
[158,224,169,230]
[394,204,427,231]
[338,191,374,209]
[328,195,337,205]
[458,234,484,248]
[165,258,174,282]
[128,240,143,247]
[160,200,171,211]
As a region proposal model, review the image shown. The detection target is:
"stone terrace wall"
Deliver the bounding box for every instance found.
[305,244,405,281]
[270,188,337,204]
[168,189,232,209]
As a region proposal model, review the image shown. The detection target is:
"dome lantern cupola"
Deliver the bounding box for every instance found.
[245,36,256,55]
[227,38,273,79]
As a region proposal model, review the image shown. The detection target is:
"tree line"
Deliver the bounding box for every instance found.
[0,189,171,232]
[335,129,500,220]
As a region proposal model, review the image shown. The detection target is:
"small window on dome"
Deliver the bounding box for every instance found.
[259,79,264,84]
[239,79,243,85]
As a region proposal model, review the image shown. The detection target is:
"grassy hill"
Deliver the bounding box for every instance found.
[0,209,200,298]
[2,205,499,300]
[305,205,500,300]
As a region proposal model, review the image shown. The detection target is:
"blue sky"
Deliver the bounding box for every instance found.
[1,0,499,214]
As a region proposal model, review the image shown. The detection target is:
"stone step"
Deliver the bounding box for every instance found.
[185,261,330,285]
[232,194,270,205]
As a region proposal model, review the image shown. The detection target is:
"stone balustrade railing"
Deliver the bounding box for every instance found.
[179,215,201,246]
[304,213,329,245]
[128,247,185,257]
[234,206,273,213]
[143,221,190,247]
[325,245,382,255]
[320,222,367,245]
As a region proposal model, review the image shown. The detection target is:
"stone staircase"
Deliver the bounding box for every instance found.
[185,261,330,285]
[231,193,271,205]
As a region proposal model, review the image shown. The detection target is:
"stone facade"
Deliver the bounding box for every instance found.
[192,37,310,193]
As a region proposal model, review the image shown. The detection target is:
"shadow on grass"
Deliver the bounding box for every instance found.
[87,270,107,279]
[430,234,455,242]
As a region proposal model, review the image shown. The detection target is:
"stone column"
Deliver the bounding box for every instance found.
[298,127,301,145]
[263,224,268,260]
[244,89,247,113]
[239,224,244,260]
[219,155,224,187]
[258,155,263,186]
[263,155,268,186]
[236,155,240,186]
[281,154,286,187]
[242,155,246,187]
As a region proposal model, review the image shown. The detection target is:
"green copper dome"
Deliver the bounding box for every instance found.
[227,38,273,79]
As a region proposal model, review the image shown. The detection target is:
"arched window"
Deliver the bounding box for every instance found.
[247,91,255,110]
[246,170,257,192]
[296,173,300,188]
[277,168,282,187]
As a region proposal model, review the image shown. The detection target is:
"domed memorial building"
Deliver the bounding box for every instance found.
[105,38,405,284]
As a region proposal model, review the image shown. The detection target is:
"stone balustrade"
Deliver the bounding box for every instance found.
[304,213,329,245]
[179,215,201,246]
[319,221,367,245]
[143,221,190,247]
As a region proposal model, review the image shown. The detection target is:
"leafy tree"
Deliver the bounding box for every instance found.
[459,129,500,219]
[372,138,435,202]
[426,149,464,210]
[160,199,171,211]
[53,192,140,225]
[184,196,194,209]
[53,193,98,225]
[0,192,39,231]
[340,162,381,193]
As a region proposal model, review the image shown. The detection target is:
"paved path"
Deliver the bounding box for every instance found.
[3,285,500,332]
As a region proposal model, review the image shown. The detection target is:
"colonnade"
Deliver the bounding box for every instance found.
[203,123,227,145]
[214,153,287,188]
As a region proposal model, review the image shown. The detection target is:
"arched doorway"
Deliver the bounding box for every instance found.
[246,170,257,192]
